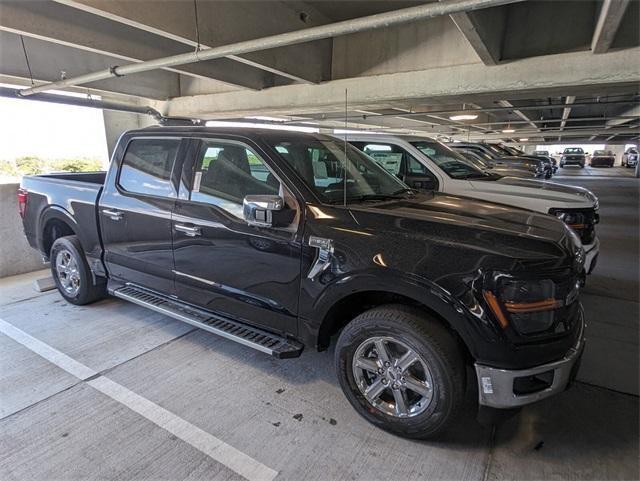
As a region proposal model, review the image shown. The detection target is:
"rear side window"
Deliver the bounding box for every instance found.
[119,138,180,197]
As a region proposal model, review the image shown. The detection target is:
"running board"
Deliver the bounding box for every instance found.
[111,285,303,359]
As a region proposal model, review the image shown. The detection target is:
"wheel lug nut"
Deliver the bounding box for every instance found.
[401,377,406,382]
[384,362,390,367]
[381,379,388,385]
[378,368,384,374]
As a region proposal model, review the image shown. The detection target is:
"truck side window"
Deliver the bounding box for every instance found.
[119,138,180,197]
[191,141,279,218]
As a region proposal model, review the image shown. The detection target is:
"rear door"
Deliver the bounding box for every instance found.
[171,136,302,335]
[99,136,186,294]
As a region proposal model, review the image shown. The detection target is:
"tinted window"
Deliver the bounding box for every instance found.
[119,138,180,197]
[410,141,488,179]
[190,141,278,218]
[563,148,584,154]
[268,137,408,204]
[357,144,403,175]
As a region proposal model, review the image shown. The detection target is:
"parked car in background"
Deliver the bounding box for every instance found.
[622,147,638,168]
[19,126,587,439]
[448,142,550,178]
[532,150,558,173]
[560,148,586,168]
[456,148,537,178]
[494,144,555,176]
[590,150,616,168]
[348,134,600,273]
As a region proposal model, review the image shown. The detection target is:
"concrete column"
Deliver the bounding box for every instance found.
[102,108,156,162]
[606,144,626,166]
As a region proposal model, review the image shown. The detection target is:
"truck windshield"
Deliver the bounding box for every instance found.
[564,148,584,154]
[267,137,411,204]
[410,141,488,179]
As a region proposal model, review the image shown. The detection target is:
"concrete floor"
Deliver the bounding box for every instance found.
[1,168,638,481]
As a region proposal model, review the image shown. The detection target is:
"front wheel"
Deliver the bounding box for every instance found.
[50,236,106,305]
[335,305,465,439]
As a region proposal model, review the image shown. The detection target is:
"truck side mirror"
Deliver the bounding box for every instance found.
[243,195,284,228]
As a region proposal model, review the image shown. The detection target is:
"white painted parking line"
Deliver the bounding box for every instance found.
[0,318,96,380]
[0,317,278,481]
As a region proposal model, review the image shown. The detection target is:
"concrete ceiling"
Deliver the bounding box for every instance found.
[0,0,638,143]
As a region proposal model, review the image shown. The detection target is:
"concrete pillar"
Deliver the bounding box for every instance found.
[605,144,626,166]
[102,107,156,162]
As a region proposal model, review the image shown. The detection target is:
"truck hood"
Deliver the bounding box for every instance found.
[347,192,578,260]
[466,177,597,210]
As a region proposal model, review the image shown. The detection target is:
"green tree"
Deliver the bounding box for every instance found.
[15,156,46,175]
[50,158,102,173]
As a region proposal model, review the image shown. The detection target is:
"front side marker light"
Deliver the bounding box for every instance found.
[483,290,509,329]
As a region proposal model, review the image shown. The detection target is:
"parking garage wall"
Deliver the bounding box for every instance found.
[0,183,44,278]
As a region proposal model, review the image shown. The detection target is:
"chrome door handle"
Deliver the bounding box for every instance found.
[175,224,202,237]
[102,209,124,221]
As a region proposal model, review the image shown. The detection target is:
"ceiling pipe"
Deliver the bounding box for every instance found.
[0,86,162,118]
[17,0,523,97]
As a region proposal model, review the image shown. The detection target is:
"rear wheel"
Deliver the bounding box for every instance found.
[50,236,106,305]
[335,305,465,439]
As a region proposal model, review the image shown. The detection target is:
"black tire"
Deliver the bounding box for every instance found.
[50,235,107,305]
[335,304,465,439]
[560,163,564,168]
[580,163,585,168]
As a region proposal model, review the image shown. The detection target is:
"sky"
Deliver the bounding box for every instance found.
[0,84,109,162]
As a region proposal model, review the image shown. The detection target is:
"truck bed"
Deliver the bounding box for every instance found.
[20,172,106,268]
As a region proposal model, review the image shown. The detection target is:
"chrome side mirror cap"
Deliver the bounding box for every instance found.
[243,195,284,227]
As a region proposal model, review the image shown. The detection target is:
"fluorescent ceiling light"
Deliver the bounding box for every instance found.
[519,138,529,141]
[449,114,478,121]
[244,115,288,122]
[502,128,516,133]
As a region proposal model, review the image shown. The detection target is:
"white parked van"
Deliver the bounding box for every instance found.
[347,134,600,273]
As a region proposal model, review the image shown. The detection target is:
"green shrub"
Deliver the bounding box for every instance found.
[15,156,46,175]
[49,158,103,173]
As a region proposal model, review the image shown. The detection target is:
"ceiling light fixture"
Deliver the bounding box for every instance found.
[449,114,478,121]
[519,138,529,141]
[502,128,516,133]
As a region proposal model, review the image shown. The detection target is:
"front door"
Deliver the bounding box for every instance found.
[172,138,301,335]
[99,136,185,294]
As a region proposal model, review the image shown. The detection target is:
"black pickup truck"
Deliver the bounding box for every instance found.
[19,127,585,439]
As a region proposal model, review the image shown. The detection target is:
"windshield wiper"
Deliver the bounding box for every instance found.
[390,188,417,196]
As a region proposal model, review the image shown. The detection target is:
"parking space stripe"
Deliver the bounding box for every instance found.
[0,317,278,481]
[0,318,97,380]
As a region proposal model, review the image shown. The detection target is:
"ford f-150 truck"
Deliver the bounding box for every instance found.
[348,135,599,274]
[20,127,586,439]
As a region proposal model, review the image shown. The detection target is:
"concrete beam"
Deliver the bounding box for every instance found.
[450,8,506,65]
[606,104,640,127]
[559,95,576,130]
[497,100,539,130]
[159,47,640,119]
[592,0,631,54]
[53,0,332,84]
[0,0,270,90]
[0,31,177,99]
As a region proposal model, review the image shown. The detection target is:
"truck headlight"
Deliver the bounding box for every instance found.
[549,208,591,231]
[482,276,579,335]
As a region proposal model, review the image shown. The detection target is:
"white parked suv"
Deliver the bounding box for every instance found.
[347,134,600,273]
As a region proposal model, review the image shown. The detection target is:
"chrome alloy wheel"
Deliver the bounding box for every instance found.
[352,336,434,418]
[55,248,80,296]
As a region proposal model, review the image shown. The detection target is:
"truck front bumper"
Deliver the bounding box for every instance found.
[474,314,585,409]
[584,238,599,274]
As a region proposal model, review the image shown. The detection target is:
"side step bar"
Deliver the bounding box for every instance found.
[111,285,303,359]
